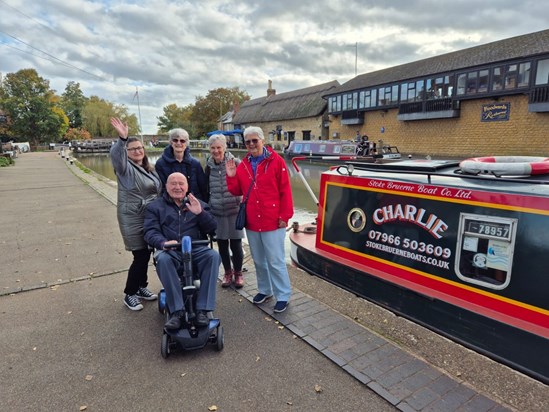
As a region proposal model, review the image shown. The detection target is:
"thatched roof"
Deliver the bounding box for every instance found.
[233,80,340,124]
[327,29,549,96]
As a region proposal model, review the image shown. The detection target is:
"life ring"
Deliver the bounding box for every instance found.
[459,156,549,176]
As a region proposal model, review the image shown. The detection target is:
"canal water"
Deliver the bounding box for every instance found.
[74,150,323,225]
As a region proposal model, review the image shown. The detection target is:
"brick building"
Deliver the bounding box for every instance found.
[324,29,549,158]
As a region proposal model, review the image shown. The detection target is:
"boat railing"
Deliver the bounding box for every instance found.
[343,161,549,185]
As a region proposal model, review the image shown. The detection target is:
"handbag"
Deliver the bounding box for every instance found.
[235,177,255,230]
[235,203,247,230]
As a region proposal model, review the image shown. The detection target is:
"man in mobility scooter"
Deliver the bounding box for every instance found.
[144,172,221,330]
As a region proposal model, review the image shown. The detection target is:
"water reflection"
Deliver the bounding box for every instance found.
[75,150,323,223]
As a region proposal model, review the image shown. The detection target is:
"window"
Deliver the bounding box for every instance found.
[332,95,341,112]
[378,86,389,106]
[478,70,489,93]
[518,62,531,87]
[455,213,517,290]
[492,67,504,91]
[457,73,466,95]
[504,64,517,89]
[359,89,377,109]
[466,72,478,94]
[427,75,454,99]
[342,93,352,111]
[535,59,549,85]
[403,80,426,101]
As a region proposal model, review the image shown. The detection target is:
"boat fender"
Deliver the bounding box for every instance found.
[459,156,549,176]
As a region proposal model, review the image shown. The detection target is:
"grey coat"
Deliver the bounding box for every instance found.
[206,152,241,217]
[110,138,162,251]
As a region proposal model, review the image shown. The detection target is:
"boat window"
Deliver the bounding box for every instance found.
[455,213,517,290]
[319,145,326,153]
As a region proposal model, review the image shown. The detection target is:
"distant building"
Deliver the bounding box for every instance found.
[232,80,340,148]
[324,29,549,157]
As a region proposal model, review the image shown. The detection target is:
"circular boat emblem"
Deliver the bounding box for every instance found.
[473,253,487,268]
[348,208,366,232]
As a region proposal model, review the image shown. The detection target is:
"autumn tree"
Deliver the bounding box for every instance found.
[0,68,67,144]
[65,127,92,141]
[61,81,88,129]
[157,103,194,134]
[82,96,139,138]
[191,87,250,138]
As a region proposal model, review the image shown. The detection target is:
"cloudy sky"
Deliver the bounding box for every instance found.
[1,0,547,134]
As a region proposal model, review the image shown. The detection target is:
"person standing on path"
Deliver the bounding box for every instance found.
[206,134,245,288]
[110,117,162,311]
[225,126,294,313]
[154,128,208,201]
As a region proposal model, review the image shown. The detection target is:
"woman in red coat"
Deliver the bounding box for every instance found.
[225,126,294,313]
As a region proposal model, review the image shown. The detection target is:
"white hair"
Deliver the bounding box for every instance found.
[243,126,264,140]
[168,128,189,141]
[207,134,227,149]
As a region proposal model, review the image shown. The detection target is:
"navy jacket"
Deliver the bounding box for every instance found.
[143,191,217,250]
[155,146,208,201]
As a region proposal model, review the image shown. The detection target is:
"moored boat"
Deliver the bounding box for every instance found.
[284,139,401,160]
[289,156,549,384]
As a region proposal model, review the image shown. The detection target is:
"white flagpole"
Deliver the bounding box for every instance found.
[134,86,143,143]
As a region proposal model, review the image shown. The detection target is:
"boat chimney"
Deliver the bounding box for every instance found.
[267,80,276,97]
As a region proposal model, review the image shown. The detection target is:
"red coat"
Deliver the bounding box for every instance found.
[226,146,293,232]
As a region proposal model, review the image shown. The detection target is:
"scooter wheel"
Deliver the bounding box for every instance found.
[161,333,171,359]
[216,325,224,351]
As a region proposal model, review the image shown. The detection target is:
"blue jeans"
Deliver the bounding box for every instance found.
[155,247,220,314]
[246,228,292,301]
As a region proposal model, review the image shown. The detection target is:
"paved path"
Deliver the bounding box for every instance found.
[1,151,546,411]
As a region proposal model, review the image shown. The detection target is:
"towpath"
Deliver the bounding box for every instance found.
[1,151,546,411]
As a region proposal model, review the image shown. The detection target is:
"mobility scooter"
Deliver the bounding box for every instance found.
[157,236,224,358]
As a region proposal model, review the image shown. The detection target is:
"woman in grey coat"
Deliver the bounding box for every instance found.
[110,117,163,311]
[206,134,245,288]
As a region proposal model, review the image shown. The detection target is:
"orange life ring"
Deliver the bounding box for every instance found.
[459,156,549,176]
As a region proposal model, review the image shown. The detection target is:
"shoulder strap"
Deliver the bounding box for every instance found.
[242,175,255,203]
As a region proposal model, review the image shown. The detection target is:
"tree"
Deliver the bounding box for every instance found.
[65,127,91,141]
[82,96,139,138]
[61,81,88,129]
[157,103,194,134]
[191,87,250,138]
[0,69,67,145]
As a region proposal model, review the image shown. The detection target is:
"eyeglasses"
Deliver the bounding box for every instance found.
[244,139,259,146]
[127,146,144,152]
[171,138,188,144]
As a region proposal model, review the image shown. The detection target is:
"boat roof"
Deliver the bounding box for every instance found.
[328,158,549,196]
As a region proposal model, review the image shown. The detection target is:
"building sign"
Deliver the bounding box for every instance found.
[481,102,510,122]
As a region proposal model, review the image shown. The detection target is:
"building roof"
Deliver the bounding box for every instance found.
[233,80,340,124]
[328,29,549,96]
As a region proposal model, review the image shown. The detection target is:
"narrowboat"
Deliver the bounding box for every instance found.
[289,156,549,384]
[284,139,401,160]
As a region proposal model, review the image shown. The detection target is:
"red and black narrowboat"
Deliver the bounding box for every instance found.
[289,156,549,384]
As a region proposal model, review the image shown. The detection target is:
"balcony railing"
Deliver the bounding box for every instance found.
[398,98,456,114]
[529,86,549,103]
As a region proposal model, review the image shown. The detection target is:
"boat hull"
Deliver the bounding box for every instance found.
[289,160,549,384]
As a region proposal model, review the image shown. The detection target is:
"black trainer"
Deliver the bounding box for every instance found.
[137,287,158,301]
[195,311,209,326]
[124,294,143,311]
[164,311,183,330]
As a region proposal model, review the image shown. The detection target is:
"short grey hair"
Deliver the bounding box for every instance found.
[168,128,189,141]
[207,134,227,149]
[243,126,264,140]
